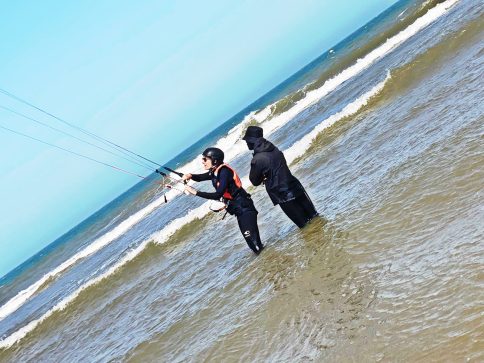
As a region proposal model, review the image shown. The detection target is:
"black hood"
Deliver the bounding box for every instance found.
[248,137,305,205]
[252,138,276,154]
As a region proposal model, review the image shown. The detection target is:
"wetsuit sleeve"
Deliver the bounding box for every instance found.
[195,168,232,200]
[249,156,267,186]
[191,172,211,182]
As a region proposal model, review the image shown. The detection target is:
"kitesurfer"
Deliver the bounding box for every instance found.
[242,126,318,228]
[183,147,264,255]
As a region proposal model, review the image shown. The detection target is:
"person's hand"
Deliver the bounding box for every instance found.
[262,174,268,185]
[182,173,192,181]
[184,185,197,195]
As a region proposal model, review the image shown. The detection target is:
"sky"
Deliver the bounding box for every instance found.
[0,0,397,277]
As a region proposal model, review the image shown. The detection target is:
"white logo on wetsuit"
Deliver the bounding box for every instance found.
[243,230,251,237]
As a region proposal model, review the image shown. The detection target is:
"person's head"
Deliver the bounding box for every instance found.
[242,126,263,150]
[202,147,224,170]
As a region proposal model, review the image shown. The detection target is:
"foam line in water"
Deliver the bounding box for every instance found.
[151,202,213,244]
[0,0,459,328]
[0,191,171,322]
[0,240,151,350]
[284,72,391,165]
[176,0,459,175]
[0,203,215,349]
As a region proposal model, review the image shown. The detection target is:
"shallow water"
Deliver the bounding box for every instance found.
[1,0,483,361]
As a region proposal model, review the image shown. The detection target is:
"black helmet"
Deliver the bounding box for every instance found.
[202,147,224,165]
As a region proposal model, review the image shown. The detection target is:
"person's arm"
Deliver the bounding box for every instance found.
[188,172,211,182]
[249,157,267,186]
[195,168,232,200]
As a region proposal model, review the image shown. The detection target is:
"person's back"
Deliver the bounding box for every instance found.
[249,138,305,205]
[243,126,318,228]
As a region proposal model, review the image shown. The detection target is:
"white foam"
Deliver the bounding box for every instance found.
[0,240,150,349]
[0,191,171,322]
[175,104,274,176]
[285,72,391,165]
[151,203,213,244]
[173,0,459,180]
[0,0,459,336]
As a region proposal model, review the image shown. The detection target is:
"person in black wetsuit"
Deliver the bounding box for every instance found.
[242,126,318,228]
[183,147,264,255]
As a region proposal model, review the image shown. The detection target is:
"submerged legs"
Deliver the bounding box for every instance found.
[237,211,264,254]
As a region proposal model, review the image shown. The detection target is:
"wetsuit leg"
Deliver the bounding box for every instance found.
[236,211,264,254]
[300,191,318,220]
[279,192,318,228]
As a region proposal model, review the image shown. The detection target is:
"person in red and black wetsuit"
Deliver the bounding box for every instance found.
[183,147,264,255]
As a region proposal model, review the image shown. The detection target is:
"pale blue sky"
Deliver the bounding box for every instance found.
[0,0,396,277]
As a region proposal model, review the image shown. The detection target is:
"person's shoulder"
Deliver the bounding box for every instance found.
[251,153,262,162]
[251,153,270,166]
[219,165,234,176]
